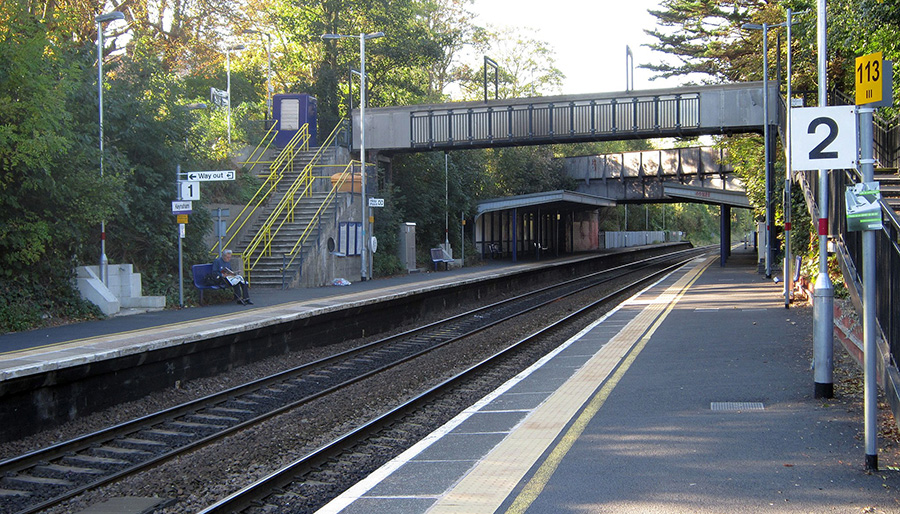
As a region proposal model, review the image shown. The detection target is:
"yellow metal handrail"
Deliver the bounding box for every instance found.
[209,124,310,257]
[280,162,355,274]
[239,121,346,281]
[239,122,279,176]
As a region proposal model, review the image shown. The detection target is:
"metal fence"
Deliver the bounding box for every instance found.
[803,169,900,366]
[410,93,701,149]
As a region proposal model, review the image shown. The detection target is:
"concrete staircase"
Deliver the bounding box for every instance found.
[235,147,341,288]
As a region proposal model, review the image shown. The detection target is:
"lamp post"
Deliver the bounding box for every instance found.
[782,9,801,309]
[812,0,834,401]
[742,21,785,279]
[96,10,125,286]
[243,30,273,120]
[625,45,634,91]
[322,31,385,281]
[225,44,245,146]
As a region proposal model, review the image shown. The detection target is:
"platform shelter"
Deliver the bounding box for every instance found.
[475,190,614,261]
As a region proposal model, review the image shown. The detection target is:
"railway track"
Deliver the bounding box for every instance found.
[198,248,707,513]
[0,246,706,514]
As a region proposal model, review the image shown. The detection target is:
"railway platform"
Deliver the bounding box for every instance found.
[2,248,680,442]
[0,257,522,375]
[317,247,900,514]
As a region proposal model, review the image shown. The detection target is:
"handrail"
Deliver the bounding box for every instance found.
[280,162,355,278]
[239,120,347,281]
[240,122,280,176]
[209,124,310,257]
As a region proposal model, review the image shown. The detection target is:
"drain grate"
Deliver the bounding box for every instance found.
[710,401,765,411]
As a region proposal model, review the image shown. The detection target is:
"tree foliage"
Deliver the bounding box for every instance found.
[644,0,763,83]
[7,0,893,331]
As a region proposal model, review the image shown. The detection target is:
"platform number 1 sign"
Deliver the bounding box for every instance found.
[790,106,858,171]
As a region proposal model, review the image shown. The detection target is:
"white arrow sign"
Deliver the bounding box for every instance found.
[184,170,235,182]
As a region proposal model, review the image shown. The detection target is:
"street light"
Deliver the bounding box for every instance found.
[243,30,273,120]
[743,14,803,302]
[625,45,634,91]
[742,20,785,279]
[321,31,385,281]
[225,44,245,146]
[96,10,125,286]
[779,9,803,309]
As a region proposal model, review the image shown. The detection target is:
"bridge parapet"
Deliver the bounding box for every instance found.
[410,92,700,149]
[563,146,745,203]
[355,82,778,153]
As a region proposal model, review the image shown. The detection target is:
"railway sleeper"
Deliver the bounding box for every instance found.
[4,474,73,488]
[34,464,104,477]
[0,488,30,497]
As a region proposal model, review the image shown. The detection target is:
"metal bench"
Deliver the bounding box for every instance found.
[430,248,453,271]
[192,263,225,305]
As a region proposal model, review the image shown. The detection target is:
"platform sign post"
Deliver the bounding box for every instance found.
[791,105,860,402]
[855,53,892,473]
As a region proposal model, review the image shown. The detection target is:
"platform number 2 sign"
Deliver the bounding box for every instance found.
[790,106,858,171]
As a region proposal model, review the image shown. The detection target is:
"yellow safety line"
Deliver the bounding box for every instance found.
[504,258,712,514]
[0,312,250,358]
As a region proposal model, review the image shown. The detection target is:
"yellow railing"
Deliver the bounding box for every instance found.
[280,162,355,275]
[209,124,310,257]
[238,121,347,281]
[239,122,279,176]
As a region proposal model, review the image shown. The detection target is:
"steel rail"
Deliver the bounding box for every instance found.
[197,252,704,513]
[1,247,705,514]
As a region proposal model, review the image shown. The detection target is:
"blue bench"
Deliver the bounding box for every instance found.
[430,248,453,271]
[192,263,225,305]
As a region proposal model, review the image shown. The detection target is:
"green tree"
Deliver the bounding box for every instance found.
[274,0,446,131]
[0,4,124,329]
[644,0,761,83]
[454,25,565,100]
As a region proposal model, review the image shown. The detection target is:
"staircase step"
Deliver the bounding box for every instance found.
[230,145,347,285]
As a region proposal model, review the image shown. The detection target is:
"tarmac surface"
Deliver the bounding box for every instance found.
[0,260,509,355]
[318,248,900,514]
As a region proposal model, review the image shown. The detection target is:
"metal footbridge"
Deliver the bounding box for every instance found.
[353,82,777,152]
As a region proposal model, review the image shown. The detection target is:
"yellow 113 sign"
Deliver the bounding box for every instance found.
[856,51,883,105]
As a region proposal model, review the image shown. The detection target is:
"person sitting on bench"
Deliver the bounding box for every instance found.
[212,249,252,305]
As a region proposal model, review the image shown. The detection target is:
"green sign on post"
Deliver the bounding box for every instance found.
[845,182,883,231]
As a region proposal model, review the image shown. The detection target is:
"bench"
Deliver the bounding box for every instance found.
[430,248,453,271]
[192,263,225,305]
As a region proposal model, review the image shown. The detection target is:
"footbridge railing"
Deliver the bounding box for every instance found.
[354,82,777,152]
[278,160,355,288]
[210,124,311,257]
[410,92,701,149]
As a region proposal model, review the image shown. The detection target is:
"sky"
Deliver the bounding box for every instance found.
[469,0,686,95]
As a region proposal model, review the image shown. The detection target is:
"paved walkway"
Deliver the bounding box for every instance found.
[0,260,512,355]
[319,248,900,514]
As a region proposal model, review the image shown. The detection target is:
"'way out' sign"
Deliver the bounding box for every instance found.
[182,170,235,182]
[790,106,858,171]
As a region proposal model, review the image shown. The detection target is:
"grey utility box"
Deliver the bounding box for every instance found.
[399,222,416,272]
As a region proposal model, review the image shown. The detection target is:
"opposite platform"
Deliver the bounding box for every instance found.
[0,259,523,382]
[318,248,900,514]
